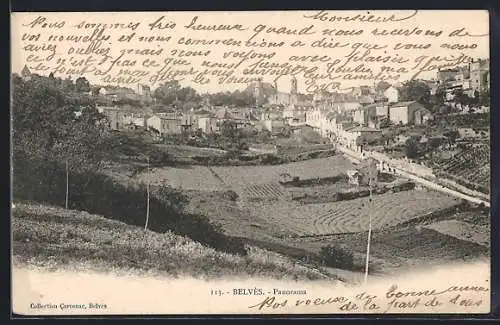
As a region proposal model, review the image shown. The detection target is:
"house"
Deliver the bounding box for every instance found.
[291,125,315,136]
[426,81,439,96]
[470,58,490,93]
[100,87,138,102]
[131,115,148,128]
[180,114,196,132]
[368,116,389,129]
[414,108,433,125]
[261,119,285,135]
[261,108,283,121]
[305,107,327,129]
[384,86,400,103]
[198,116,218,134]
[437,68,460,84]
[349,126,382,149]
[189,108,217,133]
[388,101,432,125]
[375,103,389,118]
[351,85,373,98]
[395,134,410,145]
[347,169,362,185]
[279,173,295,183]
[335,125,359,149]
[457,127,479,139]
[98,107,123,130]
[359,95,375,105]
[353,104,377,126]
[147,114,181,135]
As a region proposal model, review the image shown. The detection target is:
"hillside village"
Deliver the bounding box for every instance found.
[20,57,490,194]
[13,56,490,281]
[21,58,489,133]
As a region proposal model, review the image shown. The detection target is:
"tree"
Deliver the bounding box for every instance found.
[12,73,107,177]
[208,90,255,107]
[61,76,75,93]
[319,245,354,268]
[467,90,480,108]
[443,130,459,144]
[182,101,199,110]
[479,89,490,107]
[75,76,91,93]
[434,86,446,106]
[230,90,254,107]
[375,81,391,93]
[177,86,200,103]
[153,80,182,105]
[399,80,431,107]
[452,88,470,108]
[380,131,393,147]
[404,138,420,159]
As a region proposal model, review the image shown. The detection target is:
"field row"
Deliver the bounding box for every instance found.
[241,183,286,200]
[212,155,353,186]
[437,146,490,187]
[249,190,460,236]
[137,155,353,191]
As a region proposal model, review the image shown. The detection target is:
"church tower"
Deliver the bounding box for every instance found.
[254,78,264,106]
[290,75,297,95]
[290,75,298,105]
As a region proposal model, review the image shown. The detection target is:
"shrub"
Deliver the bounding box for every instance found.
[259,153,282,165]
[223,190,239,201]
[319,245,354,269]
[239,142,250,151]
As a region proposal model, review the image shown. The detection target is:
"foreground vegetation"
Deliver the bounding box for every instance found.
[12,202,333,281]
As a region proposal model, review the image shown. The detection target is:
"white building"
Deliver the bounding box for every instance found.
[388,101,432,125]
[147,114,182,135]
[197,117,218,134]
[384,86,400,103]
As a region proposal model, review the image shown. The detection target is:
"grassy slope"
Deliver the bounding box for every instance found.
[12,202,336,281]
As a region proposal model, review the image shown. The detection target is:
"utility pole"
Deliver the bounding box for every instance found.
[65,159,69,209]
[363,160,376,285]
[144,156,150,231]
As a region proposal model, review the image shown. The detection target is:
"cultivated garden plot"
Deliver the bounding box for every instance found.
[135,166,224,191]
[423,219,490,247]
[211,155,353,187]
[248,190,460,236]
[240,183,288,201]
[435,144,490,193]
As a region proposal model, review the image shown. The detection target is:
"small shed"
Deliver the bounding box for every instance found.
[347,169,362,185]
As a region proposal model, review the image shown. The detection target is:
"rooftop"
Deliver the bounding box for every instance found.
[348,126,381,133]
[389,101,418,107]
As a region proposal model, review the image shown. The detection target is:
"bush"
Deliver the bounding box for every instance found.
[223,190,239,201]
[239,142,250,151]
[259,153,282,165]
[319,245,354,269]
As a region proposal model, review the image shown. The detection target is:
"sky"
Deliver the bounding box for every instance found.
[11,10,489,94]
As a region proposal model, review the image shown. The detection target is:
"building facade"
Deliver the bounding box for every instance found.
[147,115,182,135]
[388,101,432,125]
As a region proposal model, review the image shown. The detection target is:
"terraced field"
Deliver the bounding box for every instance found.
[133,155,352,193]
[437,145,490,190]
[249,190,460,236]
[212,155,353,186]
[240,183,288,201]
[136,166,224,191]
